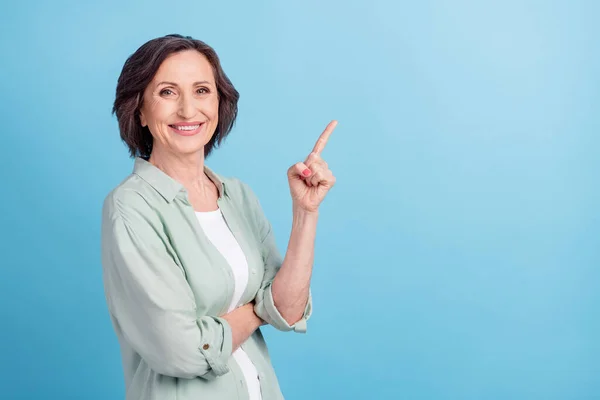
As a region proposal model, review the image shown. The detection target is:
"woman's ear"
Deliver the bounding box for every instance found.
[139,110,147,127]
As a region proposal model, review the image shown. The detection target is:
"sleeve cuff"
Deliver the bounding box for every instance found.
[255,285,312,333]
[197,316,232,379]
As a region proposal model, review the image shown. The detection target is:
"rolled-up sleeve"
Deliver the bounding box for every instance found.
[101,198,232,380]
[241,183,313,333]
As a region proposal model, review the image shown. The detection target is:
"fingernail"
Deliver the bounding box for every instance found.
[302,169,311,176]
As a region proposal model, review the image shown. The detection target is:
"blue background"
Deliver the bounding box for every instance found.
[1,0,598,399]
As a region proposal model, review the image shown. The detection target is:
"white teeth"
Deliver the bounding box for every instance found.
[173,124,200,131]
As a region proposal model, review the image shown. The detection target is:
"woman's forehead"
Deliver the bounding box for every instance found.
[153,50,215,85]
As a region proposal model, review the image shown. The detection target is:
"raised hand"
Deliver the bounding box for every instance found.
[287,120,337,213]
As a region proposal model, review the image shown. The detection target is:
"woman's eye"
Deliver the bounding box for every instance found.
[197,87,209,94]
[160,89,174,96]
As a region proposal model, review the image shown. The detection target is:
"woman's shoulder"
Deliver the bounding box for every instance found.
[102,173,158,223]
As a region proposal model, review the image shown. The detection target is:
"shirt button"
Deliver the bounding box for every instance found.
[203,344,210,350]
[251,268,257,274]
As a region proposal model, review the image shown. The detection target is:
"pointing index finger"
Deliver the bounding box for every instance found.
[312,120,338,155]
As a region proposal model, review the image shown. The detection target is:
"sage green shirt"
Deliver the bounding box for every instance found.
[101,157,312,400]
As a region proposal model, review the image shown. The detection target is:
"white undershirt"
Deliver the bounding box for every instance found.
[195,209,262,400]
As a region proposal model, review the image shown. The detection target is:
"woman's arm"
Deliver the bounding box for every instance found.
[254,120,337,329]
[270,207,318,325]
[221,302,265,351]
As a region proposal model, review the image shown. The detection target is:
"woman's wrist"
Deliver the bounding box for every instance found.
[292,204,319,225]
[246,302,266,328]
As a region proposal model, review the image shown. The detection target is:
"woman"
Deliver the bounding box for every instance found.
[101,34,336,400]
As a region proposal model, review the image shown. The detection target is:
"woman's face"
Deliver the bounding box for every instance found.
[139,50,219,158]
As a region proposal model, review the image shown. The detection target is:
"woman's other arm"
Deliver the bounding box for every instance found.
[102,194,262,380]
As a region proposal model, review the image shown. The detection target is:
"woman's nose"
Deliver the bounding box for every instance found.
[177,94,197,119]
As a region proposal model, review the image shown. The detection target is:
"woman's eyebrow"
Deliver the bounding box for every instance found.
[155,81,178,87]
[156,80,212,87]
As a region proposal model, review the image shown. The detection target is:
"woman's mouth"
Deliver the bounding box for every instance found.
[169,122,203,136]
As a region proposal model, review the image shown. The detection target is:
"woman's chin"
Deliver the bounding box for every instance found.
[171,140,209,156]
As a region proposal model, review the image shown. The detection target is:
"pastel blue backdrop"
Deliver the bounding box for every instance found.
[0,1,598,399]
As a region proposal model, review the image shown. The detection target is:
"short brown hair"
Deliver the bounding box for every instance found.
[112,34,239,159]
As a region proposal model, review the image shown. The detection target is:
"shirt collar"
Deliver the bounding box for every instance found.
[132,157,227,203]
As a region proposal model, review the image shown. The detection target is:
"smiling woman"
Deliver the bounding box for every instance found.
[112,34,240,160]
[138,50,221,157]
[101,34,337,400]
